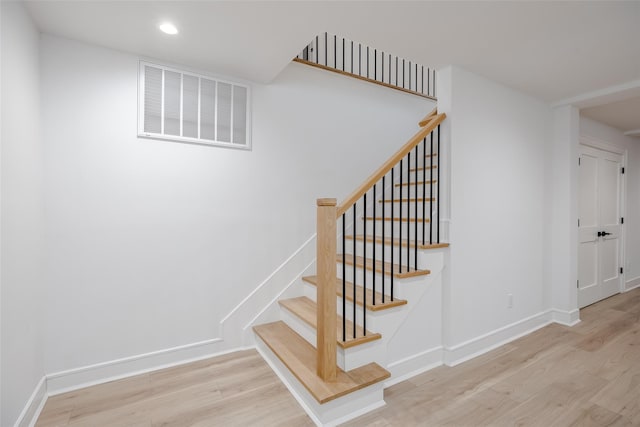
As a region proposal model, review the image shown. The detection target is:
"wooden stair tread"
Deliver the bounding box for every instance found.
[395,180,437,187]
[279,297,381,349]
[253,321,390,404]
[379,197,435,203]
[302,276,407,311]
[425,153,438,157]
[409,165,437,172]
[364,216,429,223]
[346,235,450,250]
[338,254,430,278]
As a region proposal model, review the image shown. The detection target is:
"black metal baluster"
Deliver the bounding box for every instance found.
[422,137,427,245]
[334,35,337,68]
[391,167,394,301]
[352,203,357,339]
[351,41,354,73]
[406,151,410,271]
[430,132,434,244]
[382,175,386,303]
[373,184,376,306]
[437,125,441,243]
[403,59,405,88]
[359,44,362,76]
[342,38,345,71]
[395,57,398,86]
[324,33,328,66]
[389,54,392,85]
[414,145,418,270]
[363,193,367,337]
[374,49,377,81]
[427,67,430,96]
[433,69,437,97]
[399,159,403,273]
[415,63,418,93]
[342,214,346,342]
[382,52,384,83]
[315,36,319,64]
[421,66,424,94]
[366,47,369,79]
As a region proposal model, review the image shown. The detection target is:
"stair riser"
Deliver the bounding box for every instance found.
[343,241,424,266]
[301,281,402,325]
[348,221,428,240]
[254,333,386,426]
[279,304,380,371]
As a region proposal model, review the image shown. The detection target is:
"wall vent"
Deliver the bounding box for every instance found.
[138,61,251,149]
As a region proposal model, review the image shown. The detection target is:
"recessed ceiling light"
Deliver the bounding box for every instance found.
[159,22,178,35]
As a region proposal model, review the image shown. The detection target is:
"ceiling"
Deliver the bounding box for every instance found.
[581,96,640,136]
[25,1,640,131]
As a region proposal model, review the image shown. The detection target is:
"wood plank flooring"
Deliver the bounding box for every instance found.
[344,288,640,426]
[37,288,640,426]
[36,350,313,426]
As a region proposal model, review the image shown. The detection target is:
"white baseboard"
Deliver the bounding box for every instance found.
[385,346,443,387]
[551,308,581,326]
[625,276,640,291]
[14,376,47,427]
[443,310,552,366]
[46,337,239,395]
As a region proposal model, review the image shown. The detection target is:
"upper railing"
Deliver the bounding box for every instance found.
[315,109,446,380]
[295,32,437,100]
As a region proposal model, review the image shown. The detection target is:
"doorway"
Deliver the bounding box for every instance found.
[578,143,625,308]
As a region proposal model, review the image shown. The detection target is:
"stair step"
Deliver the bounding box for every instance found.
[379,197,435,203]
[364,217,429,223]
[395,180,437,187]
[253,321,390,404]
[346,235,450,250]
[425,153,438,158]
[302,276,407,311]
[279,297,381,349]
[409,165,437,172]
[338,254,430,279]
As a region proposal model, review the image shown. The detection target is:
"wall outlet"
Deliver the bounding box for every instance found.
[507,293,513,309]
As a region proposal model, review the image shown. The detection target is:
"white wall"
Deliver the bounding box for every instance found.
[41,35,432,377]
[580,116,640,287]
[1,2,46,425]
[438,66,552,350]
[549,106,580,319]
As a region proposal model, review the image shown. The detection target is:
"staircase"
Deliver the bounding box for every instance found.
[253,108,447,425]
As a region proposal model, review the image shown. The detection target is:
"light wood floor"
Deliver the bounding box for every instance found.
[38,288,640,426]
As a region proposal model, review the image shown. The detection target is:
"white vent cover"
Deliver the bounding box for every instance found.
[138,61,251,149]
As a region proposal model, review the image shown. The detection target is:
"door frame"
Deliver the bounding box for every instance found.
[579,134,627,298]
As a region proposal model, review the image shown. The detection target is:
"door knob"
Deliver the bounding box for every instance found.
[597,231,603,237]
[602,231,612,236]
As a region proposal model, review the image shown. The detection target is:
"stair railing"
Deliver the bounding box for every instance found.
[295,32,437,100]
[316,109,446,380]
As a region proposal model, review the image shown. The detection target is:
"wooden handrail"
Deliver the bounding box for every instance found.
[418,107,438,127]
[336,112,446,217]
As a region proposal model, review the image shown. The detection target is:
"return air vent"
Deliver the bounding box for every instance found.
[138,61,251,149]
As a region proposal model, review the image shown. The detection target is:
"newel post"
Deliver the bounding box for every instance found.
[316,198,337,381]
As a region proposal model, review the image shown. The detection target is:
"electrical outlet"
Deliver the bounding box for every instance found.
[508,293,513,309]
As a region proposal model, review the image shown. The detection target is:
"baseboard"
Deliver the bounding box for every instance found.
[385,346,443,387]
[625,276,640,291]
[14,376,47,427]
[551,308,581,326]
[443,310,552,366]
[46,337,240,395]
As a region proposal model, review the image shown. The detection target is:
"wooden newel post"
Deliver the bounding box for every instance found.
[316,198,337,381]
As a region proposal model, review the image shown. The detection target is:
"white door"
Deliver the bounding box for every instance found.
[578,145,623,308]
